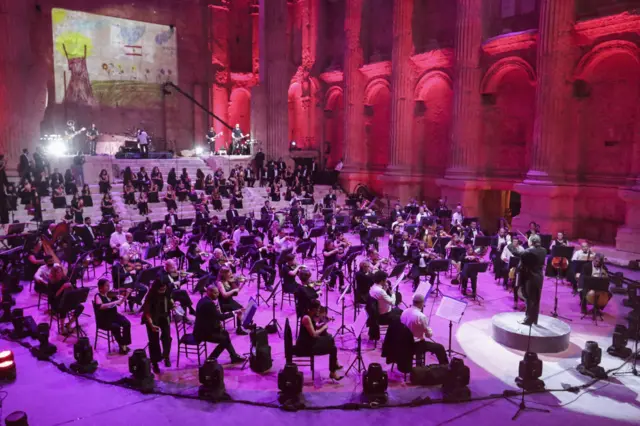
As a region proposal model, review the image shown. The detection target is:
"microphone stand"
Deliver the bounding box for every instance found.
[550,264,571,321]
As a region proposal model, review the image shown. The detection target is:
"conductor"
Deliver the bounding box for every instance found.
[518,235,547,326]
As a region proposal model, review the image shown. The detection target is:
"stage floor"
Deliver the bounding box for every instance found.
[3,232,640,425]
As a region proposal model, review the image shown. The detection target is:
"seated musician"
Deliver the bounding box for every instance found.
[367,248,388,272]
[569,242,595,293]
[194,285,246,364]
[186,243,208,277]
[322,239,346,291]
[109,223,127,255]
[391,216,406,233]
[491,227,512,279]
[297,299,343,381]
[415,206,430,225]
[274,228,296,262]
[358,218,378,251]
[157,259,196,317]
[119,233,139,259]
[296,218,316,259]
[295,268,321,317]
[162,226,184,263]
[282,254,303,294]
[369,270,402,325]
[94,278,131,355]
[446,234,465,284]
[460,245,482,298]
[546,231,570,277]
[401,294,449,365]
[216,266,249,336]
[323,188,337,208]
[248,238,276,291]
[390,203,405,223]
[232,223,250,246]
[392,231,412,262]
[578,253,612,315]
[355,261,374,305]
[34,255,55,287]
[113,255,148,312]
[326,217,338,241]
[500,238,524,289]
[48,264,85,335]
[410,242,436,291]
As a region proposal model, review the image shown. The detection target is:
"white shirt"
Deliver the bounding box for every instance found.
[274,235,295,253]
[496,234,511,248]
[501,244,524,263]
[416,213,428,224]
[138,131,149,145]
[452,211,463,226]
[369,284,395,315]
[110,232,127,249]
[233,228,250,246]
[572,250,593,261]
[391,220,405,231]
[401,306,431,342]
[34,264,54,283]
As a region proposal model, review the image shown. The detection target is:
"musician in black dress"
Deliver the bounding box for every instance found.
[322,240,345,290]
[297,299,343,380]
[94,278,131,354]
[48,264,85,335]
[142,279,174,373]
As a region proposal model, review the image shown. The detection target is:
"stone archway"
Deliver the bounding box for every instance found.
[364,78,391,172]
[323,86,344,169]
[228,87,251,138]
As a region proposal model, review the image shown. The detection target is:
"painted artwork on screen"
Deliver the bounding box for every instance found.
[52,8,177,109]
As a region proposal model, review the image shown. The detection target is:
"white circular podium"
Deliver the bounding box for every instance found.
[491,312,571,353]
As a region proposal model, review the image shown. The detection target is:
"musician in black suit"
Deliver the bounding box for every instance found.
[409,242,436,291]
[323,189,337,208]
[157,259,195,317]
[247,237,276,290]
[164,209,179,227]
[18,149,30,179]
[276,158,286,173]
[244,166,255,187]
[74,217,96,249]
[226,204,239,225]
[518,235,547,325]
[355,261,374,304]
[194,285,246,363]
[389,204,405,224]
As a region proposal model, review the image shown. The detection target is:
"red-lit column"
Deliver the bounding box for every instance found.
[382,0,420,201]
[340,0,367,189]
[0,0,35,162]
[250,0,260,75]
[513,0,578,235]
[209,1,230,151]
[438,0,484,215]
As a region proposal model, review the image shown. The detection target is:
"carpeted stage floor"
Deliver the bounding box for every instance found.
[2,232,640,425]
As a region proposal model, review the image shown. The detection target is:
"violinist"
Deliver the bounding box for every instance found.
[216,266,249,336]
[323,188,337,208]
[326,217,338,240]
[460,244,482,298]
[392,231,412,262]
[355,261,374,304]
[466,220,484,244]
[162,226,184,266]
[390,203,405,223]
[94,278,131,354]
[525,221,539,248]
[274,228,296,257]
[26,242,47,283]
[157,260,196,318]
[114,255,149,312]
[367,248,388,272]
[186,243,208,278]
[296,218,316,259]
[260,200,274,221]
[491,227,512,279]
[409,242,437,291]
[415,206,430,226]
[248,237,276,291]
[322,239,345,291]
[391,215,406,233]
[282,254,303,294]
[451,204,464,226]
[358,218,379,251]
[295,268,321,317]
[369,270,402,324]
[297,299,343,381]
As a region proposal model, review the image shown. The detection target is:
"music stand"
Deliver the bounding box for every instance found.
[570,260,589,295]
[249,259,270,307]
[389,262,407,279]
[345,310,368,377]
[60,287,90,342]
[549,245,575,320]
[428,259,451,295]
[335,284,355,337]
[321,263,341,316]
[367,227,385,248]
[240,235,255,246]
[461,262,489,303]
[474,235,492,250]
[435,295,467,358]
[405,225,418,237]
[581,277,610,325]
[145,244,162,266]
[309,226,325,257]
[265,282,282,337]
[336,224,350,234]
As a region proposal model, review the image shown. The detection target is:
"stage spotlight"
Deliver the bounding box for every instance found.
[46,138,67,157]
[277,363,304,406]
[516,352,545,391]
[607,324,632,359]
[443,357,471,401]
[198,358,229,401]
[31,323,57,360]
[70,337,98,374]
[127,349,155,392]
[362,363,388,404]
[195,146,204,156]
[0,350,16,382]
[289,140,297,151]
[10,309,26,339]
[577,341,607,379]
[5,410,29,426]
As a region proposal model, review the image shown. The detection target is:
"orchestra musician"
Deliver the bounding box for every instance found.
[297,299,343,381]
[142,279,174,374]
[401,293,449,365]
[415,206,431,225]
[113,255,149,312]
[358,218,380,251]
[409,242,437,291]
[367,248,389,272]
[48,264,85,336]
[391,215,406,233]
[323,188,337,208]
[491,227,512,272]
[186,243,208,278]
[546,231,569,277]
[245,238,276,291]
[281,254,303,295]
[162,227,184,267]
[322,239,346,291]
[326,217,338,241]
[392,231,412,262]
[157,259,196,318]
[109,223,126,255]
[390,203,405,223]
[369,270,402,324]
[466,220,484,244]
[578,253,612,315]
[500,238,524,292]
[216,266,249,335]
[451,204,464,226]
[518,235,547,326]
[194,284,246,364]
[295,218,316,259]
[525,221,540,248]
[460,245,482,298]
[295,268,322,317]
[94,278,131,354]
[355,261,374,305]
[569,242,595,293]
[274,228,296,260]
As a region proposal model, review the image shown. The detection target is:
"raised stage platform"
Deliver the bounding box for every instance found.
[491,313,572,353]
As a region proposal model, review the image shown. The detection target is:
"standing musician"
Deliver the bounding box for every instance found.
[297,299,343,381]
[94,278,132,354]
[409,242,437,291]
[578,253,612,315]
[401,293,449,365]
[434,198,449,216]
[518,235,547,326]
[216,266,249,336]
[322,239,346,291]
[230,123,247,155]
[194,284,246,364]
[205,127,222,153]
[85,123,99,156]
[369,270,402,324]
[451,204,464,227]
[142,279,174,374]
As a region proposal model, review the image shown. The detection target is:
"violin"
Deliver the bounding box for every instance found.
[317,306,335,324]
[107,288,132,301]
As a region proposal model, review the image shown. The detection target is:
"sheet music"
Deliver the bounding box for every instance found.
[413,281,432,300]
[435,296,467,324]
[392,272,406,292]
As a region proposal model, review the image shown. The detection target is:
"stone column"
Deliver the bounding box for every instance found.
[0,0,37,162]
[340,0,367,190]
[250,0,260,75]
[259,0,289,160]
[512,0,577,234]
[437,0,484,216]
[209,1,230,151]
[380,0,420,201]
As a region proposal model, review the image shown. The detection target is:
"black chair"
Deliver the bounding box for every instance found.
[284,319,315,380]
[365,296,387,348]
[173,316,207,368]
[280,265,298,310]
[92,302,116,353]
[34,281,49,310]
